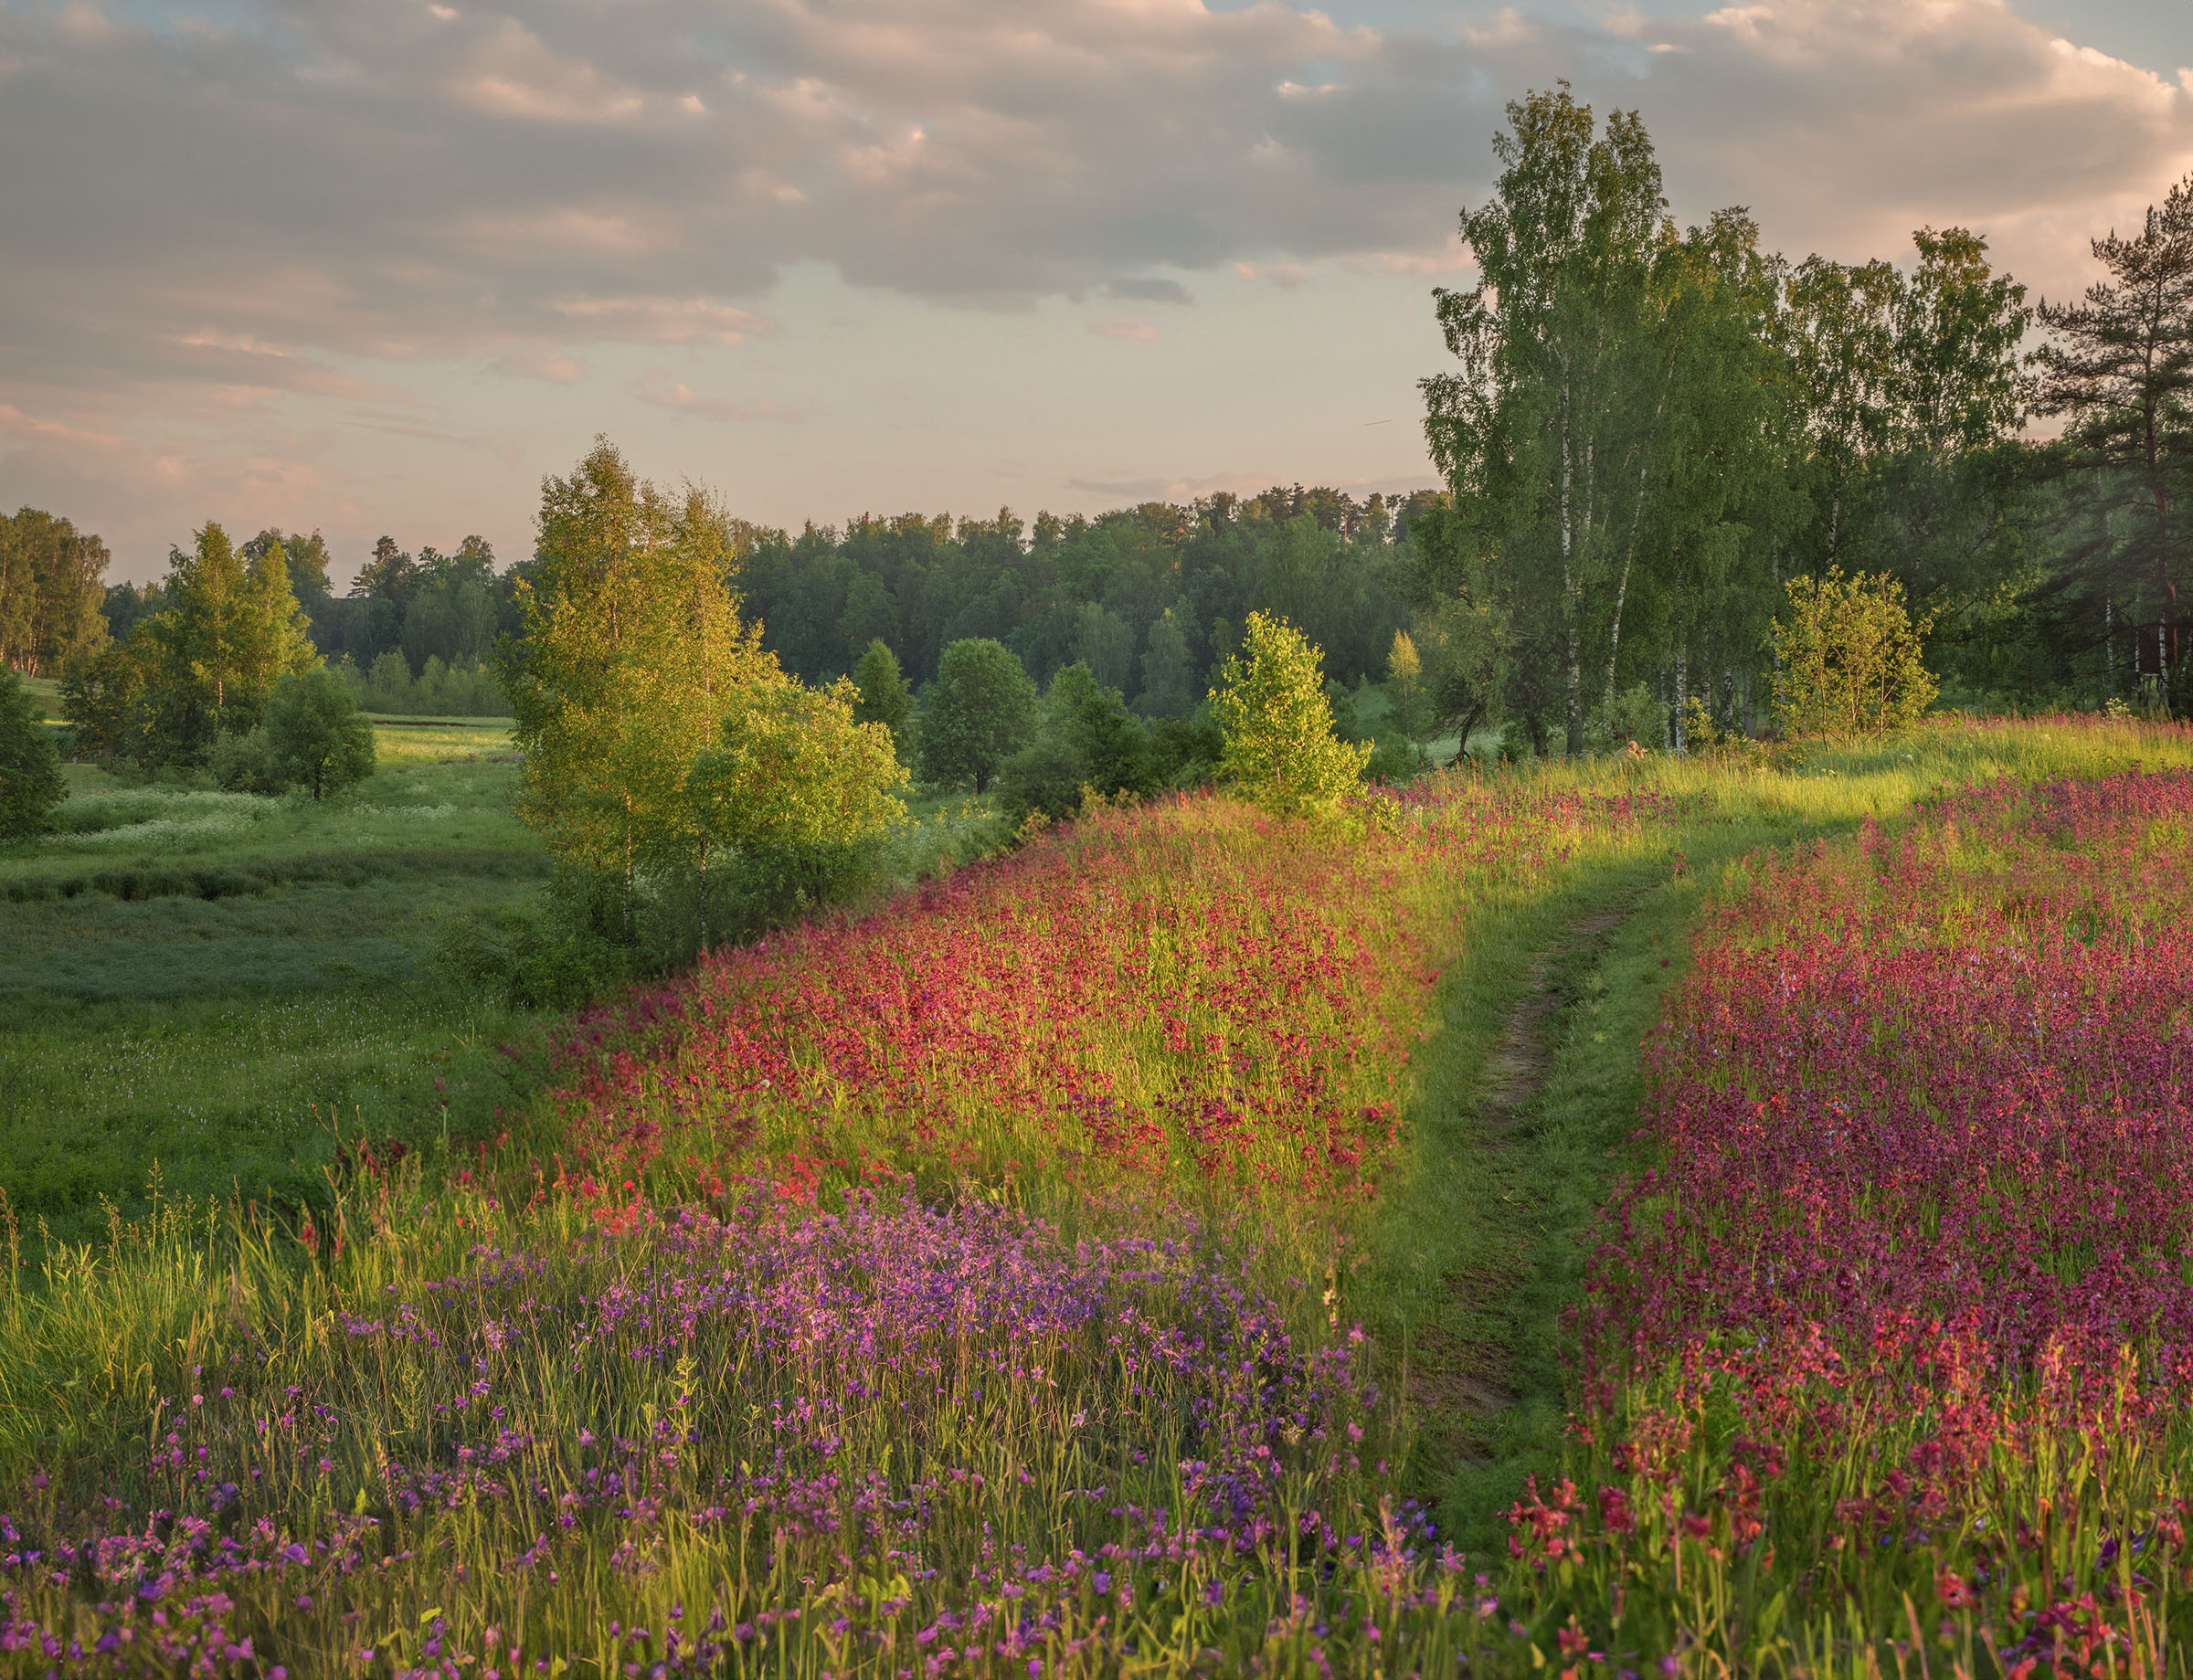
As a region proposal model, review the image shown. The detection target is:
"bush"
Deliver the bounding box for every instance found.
[1772,565,1938,737]
[206,726,280,794]
[1211,612,1371,820]
[1363,735,1418,784]
[995,736,1086,829]
[1150,713,1225,788]
[437,873,635,1009]
[0,667,68,838]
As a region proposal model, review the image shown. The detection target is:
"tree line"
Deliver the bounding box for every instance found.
[1411,83,2193,756]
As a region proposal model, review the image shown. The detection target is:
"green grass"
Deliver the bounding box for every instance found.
[0,723,550,1242]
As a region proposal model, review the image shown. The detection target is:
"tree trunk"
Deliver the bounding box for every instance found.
[1673,648,1690,755]
[1560,400,1583,755]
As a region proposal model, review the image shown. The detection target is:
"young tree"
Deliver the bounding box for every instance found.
[58,641,145,766]
[1771,566,1938,736]
[915,638,1037,794]
[1387,630,1434,758]
[851,639,914,752]
[501,439,768,944]
[137,522,316,764]
[0,667,66,838]
[2031,173,2193,707]
[262,665,376,799]
[1211,611,1370,819]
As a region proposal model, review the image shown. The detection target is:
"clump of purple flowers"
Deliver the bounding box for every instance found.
[2,1185,1497,1675]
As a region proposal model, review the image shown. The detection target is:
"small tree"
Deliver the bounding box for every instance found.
[0,668,66,839]
[1387,629,1433,756]
[58,641,145,766]
[1771,565,1939,736]
[851,639,914,754]
[915,639,1037,794]
[1211,611,1370,819]
[263,665,377,798]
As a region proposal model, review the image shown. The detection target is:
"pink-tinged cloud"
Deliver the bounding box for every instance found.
[1091,318,1158,342]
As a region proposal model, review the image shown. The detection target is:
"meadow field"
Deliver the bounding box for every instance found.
[2,716,2191,1675]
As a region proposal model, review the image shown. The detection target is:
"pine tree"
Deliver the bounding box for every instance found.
[2031,173,2193,707]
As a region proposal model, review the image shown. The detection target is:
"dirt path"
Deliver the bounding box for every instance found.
[1405,903,1637,1476]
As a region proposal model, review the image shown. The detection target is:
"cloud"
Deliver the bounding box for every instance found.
[1105,278,1195,306]
[1,0,2188,562]
[634,374,810,423]
[483,345,588,384]
[2,0,2184,386]
[1090,317,1158,342]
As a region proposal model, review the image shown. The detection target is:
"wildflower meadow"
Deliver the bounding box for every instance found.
[5,720,2193,1677]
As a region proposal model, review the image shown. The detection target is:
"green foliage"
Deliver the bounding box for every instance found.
[997,663,1159,828]
[205,726,278,794]
[263,665,377,799]
[503,440,906,958]
[1772,565,1940,737]
[0,506,111,678]
[435,870,635,1010]
[994,735,1086,829]
[1422,90,2037,752]
[1137,608,1197,718]
[1212,611,1370,819]
[68,523,318,771]
[344,649,506,717]
[1606,682,1664,752]
[58,641,145,766]
[0,668,67,839]
[2029,172,2193,712]
[1149,712,1225,788]
[850,639,914,751]
[501,440,767,942]
[675,670,908,950]
[914,638,1037,794]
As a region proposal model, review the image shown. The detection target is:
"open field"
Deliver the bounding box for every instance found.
[0,721,550,1242]
[3,718,2191,1675]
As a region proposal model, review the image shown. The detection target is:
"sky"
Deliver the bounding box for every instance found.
[0,0,2188,586]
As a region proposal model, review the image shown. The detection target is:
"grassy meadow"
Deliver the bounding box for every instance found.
[0,720,550,1242]
[4,715,2193,1675]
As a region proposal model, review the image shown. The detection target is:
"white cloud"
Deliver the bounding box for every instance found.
[634,373,810,423]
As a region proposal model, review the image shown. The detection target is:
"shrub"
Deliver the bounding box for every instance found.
[1771,565,1938,737]
[994,735,1086,829]
[1211,612,1370,820]
[206,726,279,794]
